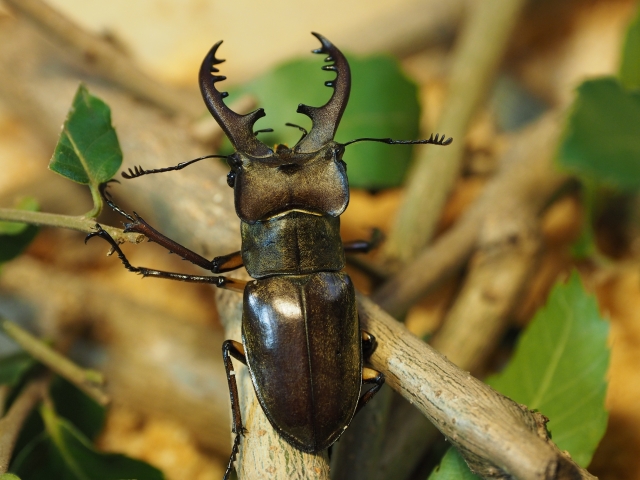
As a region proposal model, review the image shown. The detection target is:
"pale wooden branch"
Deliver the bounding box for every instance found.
[382,0,528,265]
[357,295,595,479]
[373,113,570,317]
[0,376,50,473]
[2,0,203,119]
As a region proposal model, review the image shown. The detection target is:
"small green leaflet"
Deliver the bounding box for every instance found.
[11,404,164,480]
[49,85,122,217]
[427,447,481,480]
[228,54,421,189]
[557,78,640,191]
[0,474,22,480]
[0,198,39,264]
[619,6,640,90]
[487,271,609,467]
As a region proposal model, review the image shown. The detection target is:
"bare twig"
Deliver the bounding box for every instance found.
[0,208,143,245]
[0,320,109,406]
[382,0,528,265]
[0,376,50,473]
[2,0,202,119]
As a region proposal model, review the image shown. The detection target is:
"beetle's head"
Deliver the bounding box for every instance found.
[200,33,352,222]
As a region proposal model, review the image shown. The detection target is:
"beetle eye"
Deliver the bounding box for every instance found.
[227,171,236,188]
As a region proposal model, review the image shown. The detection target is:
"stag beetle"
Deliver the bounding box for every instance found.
[87,32,451,479]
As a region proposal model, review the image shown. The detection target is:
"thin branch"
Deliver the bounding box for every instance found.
[0,320,109,406]
[382,0,529,266]
[0,208,143,245]
[0,376,50,473]
[2,0,202,119]
[357,295,595,479]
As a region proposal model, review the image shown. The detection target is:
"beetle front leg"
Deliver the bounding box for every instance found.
[99,182,245,274]
[86,225,246,292]
[222,339,248,480]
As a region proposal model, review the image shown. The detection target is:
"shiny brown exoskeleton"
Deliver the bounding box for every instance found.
[87,33,451,480]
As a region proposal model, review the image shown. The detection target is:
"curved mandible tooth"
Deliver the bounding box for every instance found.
[199,41,273,157]
[294,32,351,154]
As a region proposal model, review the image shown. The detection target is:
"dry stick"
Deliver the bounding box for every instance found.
[2,0,202,119]
[358,295,595,479]
[0,208,143,245]
[0,320,109,406]
[0,376,50,473]
[382,0,528,266]
[375,114,568,480]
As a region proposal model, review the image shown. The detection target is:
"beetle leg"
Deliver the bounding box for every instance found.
[361,330,378,359]
[222,340,248,480]
[99,182,245,273]
[355,367,385,414]
[343,228,383,254]
[85,225,246,292]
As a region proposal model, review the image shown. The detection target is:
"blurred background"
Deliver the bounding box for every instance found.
[0,0,638,479]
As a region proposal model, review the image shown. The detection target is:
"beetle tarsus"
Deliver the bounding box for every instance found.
[224,433,243,480]
[86,225,142,273]
[99,181,135,222]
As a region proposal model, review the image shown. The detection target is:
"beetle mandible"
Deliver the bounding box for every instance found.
[87,32,452,479]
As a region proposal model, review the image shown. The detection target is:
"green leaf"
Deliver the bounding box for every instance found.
[12,404,164,480]
[49,85,122,217]
[50,377,106,441]
[620,6,640,89]
[427,447,481,480]
[558,78,640,191]
[0,198,40,264]
[0,351,37,386]
[1,473,22,480]
[229,54,421,189]
[487,271,609,467]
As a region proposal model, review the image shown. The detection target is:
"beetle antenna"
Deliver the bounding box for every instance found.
[343,133,453,147]
[254,128,274,136]
[121,154,231,179]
